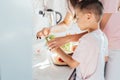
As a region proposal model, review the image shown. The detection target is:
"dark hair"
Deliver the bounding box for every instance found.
[76,0,104,22]
[67,0,79,17]
[70,0,79,8]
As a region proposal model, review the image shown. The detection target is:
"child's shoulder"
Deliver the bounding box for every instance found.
[77,34,99,50]
[79,30,103,44]
[79,32,98,44]
[80,32,96,40]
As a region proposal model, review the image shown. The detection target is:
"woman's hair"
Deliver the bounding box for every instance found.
[76,0,104,22]
[69,0,100,8]
[83,0,99,2]
[67,0,79,17]
[70,0,79,8]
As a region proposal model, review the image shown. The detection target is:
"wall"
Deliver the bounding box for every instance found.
[0,0,33,80]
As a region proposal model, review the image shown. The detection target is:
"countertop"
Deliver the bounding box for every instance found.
[33,45,74,80]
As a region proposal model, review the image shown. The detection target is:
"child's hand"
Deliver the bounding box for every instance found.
[50,47,61,54]
[47,36,70,50]
[105,56,109,62]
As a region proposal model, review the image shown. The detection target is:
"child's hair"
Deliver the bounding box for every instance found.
[76,0,104,22]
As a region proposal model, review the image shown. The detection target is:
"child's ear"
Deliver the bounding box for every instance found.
[87,12,92,20]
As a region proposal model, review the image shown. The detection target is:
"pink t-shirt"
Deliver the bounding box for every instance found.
[100,0,119,13]
[103,13,120,50]
[72,29,108,80]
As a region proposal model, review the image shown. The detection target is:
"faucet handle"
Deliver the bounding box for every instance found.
[39,10,45,17]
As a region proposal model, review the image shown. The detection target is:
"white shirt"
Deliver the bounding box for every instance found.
[72,29,108,80]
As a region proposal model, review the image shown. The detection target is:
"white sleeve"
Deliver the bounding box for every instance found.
[103,34,109,56]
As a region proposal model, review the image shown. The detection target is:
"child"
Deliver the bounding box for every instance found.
[50,0,108,80]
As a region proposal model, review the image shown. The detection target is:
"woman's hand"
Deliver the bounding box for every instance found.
[36,27,50,39]
[105,56,109,62]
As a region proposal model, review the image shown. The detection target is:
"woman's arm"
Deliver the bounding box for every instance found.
[100,13,112,63]
[50,12,74,33]
[36,12,74,38]
[100,13,112,30]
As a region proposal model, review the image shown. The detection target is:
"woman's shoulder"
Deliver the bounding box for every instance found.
[100,0,119,13]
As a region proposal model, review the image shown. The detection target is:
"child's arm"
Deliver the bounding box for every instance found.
[48,32,87,50]
[53,47,79,68]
